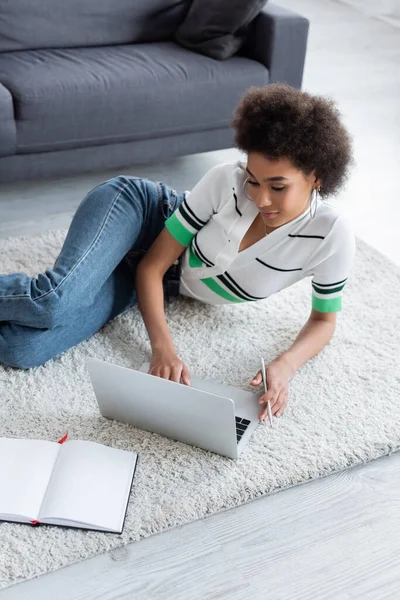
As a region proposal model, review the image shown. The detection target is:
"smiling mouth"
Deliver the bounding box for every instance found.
[261,211,279,218]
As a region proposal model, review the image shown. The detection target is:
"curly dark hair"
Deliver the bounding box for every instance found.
[232,83,353,198]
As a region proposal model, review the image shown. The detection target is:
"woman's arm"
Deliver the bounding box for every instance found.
[251,309,337,419]
[135,228,190,384]
[278,309,337,376]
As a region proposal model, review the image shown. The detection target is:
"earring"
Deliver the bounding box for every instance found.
[309,188,320,219]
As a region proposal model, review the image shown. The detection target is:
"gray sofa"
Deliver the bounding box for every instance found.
[0,1,309,183]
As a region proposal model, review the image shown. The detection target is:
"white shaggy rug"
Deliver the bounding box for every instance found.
[0,229,399,590]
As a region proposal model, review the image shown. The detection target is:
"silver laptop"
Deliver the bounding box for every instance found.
[86,357,261,459]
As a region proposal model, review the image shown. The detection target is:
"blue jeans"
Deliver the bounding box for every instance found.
[0,176,185,369]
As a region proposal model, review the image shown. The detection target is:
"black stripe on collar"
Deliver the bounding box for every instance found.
[288,234,325,240]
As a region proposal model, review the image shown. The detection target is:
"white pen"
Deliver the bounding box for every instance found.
[261,357,273,428]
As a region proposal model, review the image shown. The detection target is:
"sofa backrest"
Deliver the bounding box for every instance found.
[0,0,192,52]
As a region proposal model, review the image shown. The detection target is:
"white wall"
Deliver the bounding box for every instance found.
[335,0,400,27]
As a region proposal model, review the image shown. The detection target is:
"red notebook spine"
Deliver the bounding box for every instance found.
[57,432,68,444]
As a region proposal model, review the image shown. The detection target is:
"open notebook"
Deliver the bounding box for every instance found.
[0,436,138,533]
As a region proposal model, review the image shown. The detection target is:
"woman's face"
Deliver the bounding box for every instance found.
[245,152,320,231]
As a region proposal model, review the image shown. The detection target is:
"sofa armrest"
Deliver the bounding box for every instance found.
[241,4,309,88]
[0,83,17,157]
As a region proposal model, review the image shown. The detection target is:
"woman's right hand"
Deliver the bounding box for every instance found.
[149,349,191,386]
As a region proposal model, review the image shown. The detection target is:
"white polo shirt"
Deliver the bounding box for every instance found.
[165,161,356,312]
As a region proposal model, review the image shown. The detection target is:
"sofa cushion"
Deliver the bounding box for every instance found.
[0,0,191,52]
[0,43,269,154]
[175,0,268,60]
[0,83,17,157]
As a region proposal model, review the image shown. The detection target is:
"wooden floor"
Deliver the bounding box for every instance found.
[2,451,400,600]
[1,0,400,597]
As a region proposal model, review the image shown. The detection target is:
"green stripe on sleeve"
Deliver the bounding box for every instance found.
[312,295,342,313]
[164,213,195,247]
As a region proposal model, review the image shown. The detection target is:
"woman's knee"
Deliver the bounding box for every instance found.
[100,175,151,200]
[98,175,181,223]
[93,175,158,224]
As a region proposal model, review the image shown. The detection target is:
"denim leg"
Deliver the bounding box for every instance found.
[0,259,137,369]
[0,176,185,369]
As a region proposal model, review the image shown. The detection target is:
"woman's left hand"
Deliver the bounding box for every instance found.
[249,357,293,420]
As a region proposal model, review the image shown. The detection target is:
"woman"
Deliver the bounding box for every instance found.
[0,84,355,421]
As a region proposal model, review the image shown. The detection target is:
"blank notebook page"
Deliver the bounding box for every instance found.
[0,438,60,520]
[39,440,136,531]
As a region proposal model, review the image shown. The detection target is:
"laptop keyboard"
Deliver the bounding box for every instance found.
[235,416,251,444]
